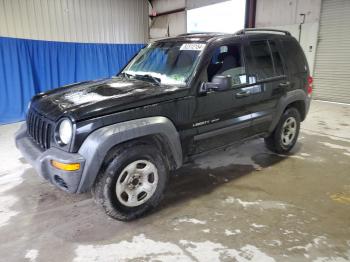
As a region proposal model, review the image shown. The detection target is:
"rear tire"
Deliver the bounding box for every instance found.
[92,143,168,221]
[265,107,301,154]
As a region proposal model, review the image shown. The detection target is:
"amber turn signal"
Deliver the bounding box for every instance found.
[51,160,80,171]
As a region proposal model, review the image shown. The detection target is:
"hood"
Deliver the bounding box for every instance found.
[31,77,188,121]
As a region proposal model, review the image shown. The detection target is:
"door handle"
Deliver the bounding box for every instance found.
[279,81,290,88]
[236,90,251,98]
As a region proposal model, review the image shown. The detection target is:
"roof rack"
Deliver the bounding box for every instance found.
[177,32,224,37]
[235,28,291,36]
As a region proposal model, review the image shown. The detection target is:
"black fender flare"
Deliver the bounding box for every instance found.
[269,89,310,133]
[76,116,182,193]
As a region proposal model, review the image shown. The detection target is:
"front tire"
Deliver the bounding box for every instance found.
[265,107,301,154]
[93,143,168,221]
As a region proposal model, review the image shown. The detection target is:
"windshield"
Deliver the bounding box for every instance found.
[122,41,206,87]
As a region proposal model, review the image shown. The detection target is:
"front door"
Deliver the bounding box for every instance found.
[191,42,254,155]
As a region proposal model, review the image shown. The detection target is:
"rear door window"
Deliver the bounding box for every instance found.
[244,40,274,80]
[269,40,284,76]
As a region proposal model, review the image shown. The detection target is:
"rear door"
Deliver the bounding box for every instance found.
[243,39,289,134]
[191,42,255,155]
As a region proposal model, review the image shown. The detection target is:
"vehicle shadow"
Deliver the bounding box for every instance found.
[158,140,294,210]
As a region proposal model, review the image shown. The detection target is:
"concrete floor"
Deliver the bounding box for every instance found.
[0,100,349,262]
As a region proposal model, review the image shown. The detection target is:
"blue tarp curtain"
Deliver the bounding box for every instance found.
[0,36,144,124]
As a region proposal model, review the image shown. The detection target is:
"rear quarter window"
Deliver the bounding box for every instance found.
[281,38,308,74]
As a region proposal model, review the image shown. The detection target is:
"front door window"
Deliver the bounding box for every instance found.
[206,44,246,86]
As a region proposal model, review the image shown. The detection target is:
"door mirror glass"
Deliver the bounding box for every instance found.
[200,75,232,93]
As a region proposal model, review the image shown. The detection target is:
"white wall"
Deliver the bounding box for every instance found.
[255,0,322,74]
[149,0,231,40]
[187,0,245,33]
[150,0,186,14]
[150,0,229,13]
[0,0,148,43]
[186,0,230,10]
[149,0,186,40]
[255,0,321,27]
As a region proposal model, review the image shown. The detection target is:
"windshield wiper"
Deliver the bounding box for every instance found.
[120,72,133,79]
[135,74,161,85]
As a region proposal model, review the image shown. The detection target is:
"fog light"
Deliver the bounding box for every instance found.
[51,160,80,171]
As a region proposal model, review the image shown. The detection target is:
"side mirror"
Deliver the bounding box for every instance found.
[200,75,232,93]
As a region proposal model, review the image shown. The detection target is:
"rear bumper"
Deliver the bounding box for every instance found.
[15,124,85,193]
[305,96,311,120]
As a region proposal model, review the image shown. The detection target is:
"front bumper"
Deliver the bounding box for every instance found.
[15,124,85,193]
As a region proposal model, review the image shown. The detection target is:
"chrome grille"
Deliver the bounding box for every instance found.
[26,109,52,150]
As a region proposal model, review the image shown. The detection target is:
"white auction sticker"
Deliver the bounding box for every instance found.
[180,43,205,51]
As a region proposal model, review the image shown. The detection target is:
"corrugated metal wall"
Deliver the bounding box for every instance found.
[0,0,148,43]
[313,0,350,103]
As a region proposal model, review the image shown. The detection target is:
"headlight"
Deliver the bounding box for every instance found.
[58,119,73,145]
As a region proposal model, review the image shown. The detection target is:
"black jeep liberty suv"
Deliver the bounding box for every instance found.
[16,29,312,221]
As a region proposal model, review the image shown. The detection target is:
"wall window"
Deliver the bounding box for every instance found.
[244,40,274,80]
[206,44,246,86]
